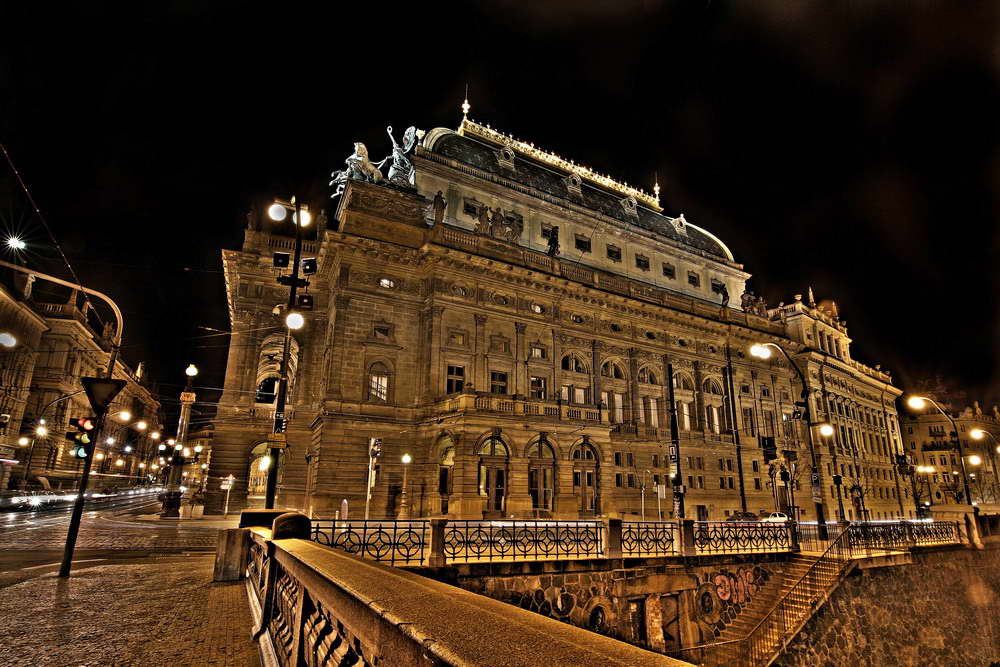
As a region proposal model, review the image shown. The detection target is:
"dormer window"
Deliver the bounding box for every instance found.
[662,263,676,279]
[635,254,650,271]
[575,235,592,253]
[687,272,701,288]
[606,245,622,262]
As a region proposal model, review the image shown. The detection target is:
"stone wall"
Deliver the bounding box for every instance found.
[778,545,1000,666]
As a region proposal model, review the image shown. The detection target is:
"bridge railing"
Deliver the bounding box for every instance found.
[309,519,428,566]
[622,520,680,557]
[443,520,604,563]
[692,521,795,555]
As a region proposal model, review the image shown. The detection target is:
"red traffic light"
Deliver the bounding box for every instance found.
[69,417,96,431]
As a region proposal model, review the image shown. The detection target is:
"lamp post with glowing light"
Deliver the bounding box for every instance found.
[750,342,829,535]
[264,198,312,510]
[161,364,198,518]
[971,429,1000,503]
[907,396,973,507]
[914,465,935,516]
[398,453,412,519]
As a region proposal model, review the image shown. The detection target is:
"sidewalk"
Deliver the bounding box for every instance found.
[0,555,259,667]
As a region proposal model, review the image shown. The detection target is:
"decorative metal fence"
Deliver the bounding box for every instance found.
[847,521,914,554]
[443,520,604,563]
[621,521,679,557]
[309,520,428,566]
[909,520,960,546]
[693,521,794,555]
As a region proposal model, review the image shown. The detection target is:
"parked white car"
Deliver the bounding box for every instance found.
[762,512,790,523]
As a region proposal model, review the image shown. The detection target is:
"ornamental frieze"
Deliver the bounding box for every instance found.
[558,333,591,348]
[347,188,425,223]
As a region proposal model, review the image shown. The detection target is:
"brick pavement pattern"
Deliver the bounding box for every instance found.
[0,556,259,667]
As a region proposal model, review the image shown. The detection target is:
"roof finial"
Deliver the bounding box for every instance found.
[653,172,660,204]
[807,286,816,306]
[461,84,470,122]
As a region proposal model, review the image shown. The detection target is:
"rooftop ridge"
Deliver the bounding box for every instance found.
[457,117,663,212]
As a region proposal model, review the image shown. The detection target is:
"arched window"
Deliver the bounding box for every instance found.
[255,376,279,404]
[572,443,598,460]
[702,378,724,395]
[601,361,626,379]
[673,373,695,391]
[571,441,599,514]
[561,354,588,373]
[367,362,391,402]
[438,444,455,511]
[478,436,509,457]
[478,435,509,514]
[637,367,658,385]
[527,437,556,511]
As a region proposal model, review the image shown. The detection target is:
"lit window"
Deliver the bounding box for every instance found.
[368,363,390,402]
[530,346,546,359]
[530,303,545,314]
[379,278,395,289]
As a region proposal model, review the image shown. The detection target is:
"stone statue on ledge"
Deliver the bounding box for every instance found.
[384,125,417,188]
[547,226,560,257]
[330,142,383,198]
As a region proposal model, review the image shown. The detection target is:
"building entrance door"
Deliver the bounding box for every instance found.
[480,460,506,516]
[572,440,600,517]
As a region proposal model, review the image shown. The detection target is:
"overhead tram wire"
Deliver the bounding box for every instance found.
[0,141,106,331]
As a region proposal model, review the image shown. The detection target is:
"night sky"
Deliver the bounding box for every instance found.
[2,1,997,428]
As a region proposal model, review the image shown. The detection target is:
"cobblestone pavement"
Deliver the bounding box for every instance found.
[0,556,260,667]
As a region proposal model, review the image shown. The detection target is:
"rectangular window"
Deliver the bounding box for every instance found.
[718,458,725,471]
[752,460,760,473]
[754,478,762,490]
[529,376,547,399]
[615,452,623,466]
[680,402,692,431]
[687,271,701,288]
[530,346,546,359]
[652,454,660,467]
[369,372,389,402]
[446,365,465,394]
[687,475,694,488]
[575,235,592,253]
[541,224,554,239]
[575,386,589,404]
[726,458,734,472]
[697,476,704,489]
[613,392,625,423]
[635,254,650,271]
[628,474,637,488]
[720,477,726,489]
[606,245,622,262]
[561,385,571,401]
[627,452,634,467]
[373,325,392,341]
[490,371,508,395]
[649,398,659,428]
[711,279,725,294]
[448,331,466,346]
[662,263,676,279]
[728,477,735,489]
[615,473,624,488]
[491,338,511,354]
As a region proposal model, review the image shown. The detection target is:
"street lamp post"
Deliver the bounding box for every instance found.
[751,343,829,537]
[264,198,312,510]
[161,364,198,518]
[907,396,973,506]
[398,453,412,519]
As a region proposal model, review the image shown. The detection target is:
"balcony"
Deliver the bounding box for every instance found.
[428,393,604,424]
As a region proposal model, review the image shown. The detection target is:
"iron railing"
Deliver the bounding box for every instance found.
[443,520,604,563]
[309,520,427,566]
[910,520,960,545]
[693,521,794,555]
[622,521,680,557]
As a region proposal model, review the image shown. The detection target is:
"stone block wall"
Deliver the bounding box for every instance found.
[778,545,1000,666]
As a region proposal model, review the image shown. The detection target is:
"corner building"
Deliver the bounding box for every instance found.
[207,118,907,522]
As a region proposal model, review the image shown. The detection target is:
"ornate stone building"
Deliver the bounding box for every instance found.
[902,399,1000,508]
[0,268,162,489]
[206,117,907,522]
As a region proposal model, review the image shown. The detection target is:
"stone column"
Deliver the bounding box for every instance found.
[426,306,445,402]
[514,322,526,397]
[474,314,487,392]
[628,348,641,424]
[591,340,602,410]
[326,296,352,399]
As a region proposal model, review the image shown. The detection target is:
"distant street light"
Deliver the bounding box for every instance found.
[907,395,973,506]
[17,436,29,446]
[136,420,147,431]
[398,453,412,519]
[35,425,48,437]
[5,237,25,251]
[0,332,16,348]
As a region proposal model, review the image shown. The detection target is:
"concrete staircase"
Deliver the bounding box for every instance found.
[701,552,855,666]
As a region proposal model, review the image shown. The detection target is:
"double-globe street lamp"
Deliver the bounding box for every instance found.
[750,342,830,535]
[263,198,312,509]
[906,396,974,507]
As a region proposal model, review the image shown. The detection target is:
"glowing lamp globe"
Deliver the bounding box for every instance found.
[185,364,199,378]
[0,333,16,348]
[969,455,982,466]
[819,424,835,437]
[971,429,986,440]
[267,203,288,221]
[293,209,312,227]
[907,396,927,410]
[35,425,48,437]
[750,344,772,360]
[402,453,412,464]
[286,312,305,330]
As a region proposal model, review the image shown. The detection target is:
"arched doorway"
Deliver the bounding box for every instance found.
[438,437,455,515]
[572,439,600,517]
[247,442,282,506]
[478,434,509,518]
[526,436,556,514]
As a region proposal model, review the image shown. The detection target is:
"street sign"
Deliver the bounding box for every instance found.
[267,432,288,449]
[80,377,126,415]
[220,481,233,490]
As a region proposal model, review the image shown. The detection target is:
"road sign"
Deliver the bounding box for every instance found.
[267,432,288,449]
[80,377,126,415]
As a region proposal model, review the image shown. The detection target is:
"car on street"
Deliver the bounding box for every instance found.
[762,512,790,523]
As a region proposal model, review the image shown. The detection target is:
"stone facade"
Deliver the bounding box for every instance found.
[0,267,161,490]
[778,546,1000,666]
[206,118,906,523]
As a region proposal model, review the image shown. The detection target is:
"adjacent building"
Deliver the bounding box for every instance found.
[206,116,908,522]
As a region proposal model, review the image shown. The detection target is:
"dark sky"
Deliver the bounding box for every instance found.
[2,1,998,427]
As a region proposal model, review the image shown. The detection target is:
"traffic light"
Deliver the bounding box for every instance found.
[369,438,382,459]
[297,294,314,311]
[67,417,96,459]
[273,252,290,268]
[301,257,317,275]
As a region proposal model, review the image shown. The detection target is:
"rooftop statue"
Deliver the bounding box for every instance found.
[384,125,417,188]
[330,142,383,198]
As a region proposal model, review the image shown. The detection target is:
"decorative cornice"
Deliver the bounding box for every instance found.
[458,118,662,211]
